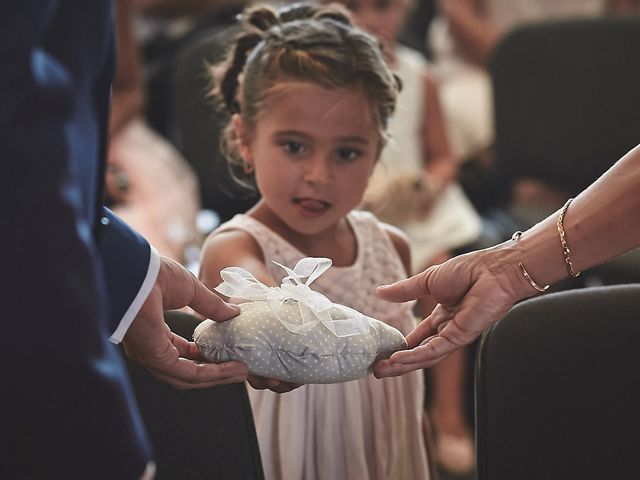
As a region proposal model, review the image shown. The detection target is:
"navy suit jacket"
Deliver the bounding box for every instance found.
[1,2,155,477]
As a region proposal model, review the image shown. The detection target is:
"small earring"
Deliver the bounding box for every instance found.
[243,162,254,174]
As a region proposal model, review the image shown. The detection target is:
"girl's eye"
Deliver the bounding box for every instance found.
[336,147,361,162]
[282,141,306,155]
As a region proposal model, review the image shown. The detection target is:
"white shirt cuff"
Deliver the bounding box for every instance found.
[109,246,161,344]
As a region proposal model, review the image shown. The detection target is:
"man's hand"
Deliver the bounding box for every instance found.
[123,256,248,389]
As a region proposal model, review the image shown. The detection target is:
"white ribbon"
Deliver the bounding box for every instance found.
[215,257,371,337]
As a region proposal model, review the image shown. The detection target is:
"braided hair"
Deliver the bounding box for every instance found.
[211,1,401,184]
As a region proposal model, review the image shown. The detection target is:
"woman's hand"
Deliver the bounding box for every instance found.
[373,246,527,377]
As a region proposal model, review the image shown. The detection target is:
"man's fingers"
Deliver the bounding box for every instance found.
[187,273,240,321]
[377,267,434,303]
[153,333,248,387]
[158,257,240,321]
[169,334,209,362]
[149,366,247,390]
[150,357,248,390]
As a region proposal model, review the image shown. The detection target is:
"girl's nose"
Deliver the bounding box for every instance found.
[302,156,331,184]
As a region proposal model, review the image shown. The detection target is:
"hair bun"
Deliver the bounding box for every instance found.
[279,3,318,22]
[245,7,279,31]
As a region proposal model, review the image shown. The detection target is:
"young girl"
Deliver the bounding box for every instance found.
[199,4,431,479]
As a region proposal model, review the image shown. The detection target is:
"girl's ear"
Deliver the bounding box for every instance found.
[232,113,254,164]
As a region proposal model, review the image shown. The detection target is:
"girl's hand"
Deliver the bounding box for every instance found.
[414,174,437,220]
[361,174,435,225]
[248,375,302,394]
[439,0,476,21]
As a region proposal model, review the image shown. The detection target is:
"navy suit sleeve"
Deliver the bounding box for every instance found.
[1,3,152,478]
[100,208,160,342]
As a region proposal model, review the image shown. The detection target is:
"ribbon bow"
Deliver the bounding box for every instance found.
[215,257,371,337]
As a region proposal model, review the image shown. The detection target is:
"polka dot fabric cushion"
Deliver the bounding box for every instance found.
[193,300,407,384]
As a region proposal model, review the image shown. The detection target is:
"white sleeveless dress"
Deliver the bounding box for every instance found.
[215,210,431,480]
[367,46,481,272]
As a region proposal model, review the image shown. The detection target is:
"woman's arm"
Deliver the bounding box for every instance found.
[606,0,640,13]
[420,71,458,199]
[517,144,640,287]
[440,0,499,65]
[374,144,640,377]
[381,224,413,277]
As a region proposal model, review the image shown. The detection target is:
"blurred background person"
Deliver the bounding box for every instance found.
[108,0,202,264]
[131,0,259,231]
[428,0,639,162]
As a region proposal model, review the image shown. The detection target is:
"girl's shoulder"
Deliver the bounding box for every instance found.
[202,226,264,262]
[200,216,266,284]
[201,214,304,286]
[378,222,411,276]
[204,214,259,248]
[350,210,406,238]
[349,211,411,275]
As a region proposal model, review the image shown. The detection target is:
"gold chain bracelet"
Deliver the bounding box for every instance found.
[557,198,581,278]
[511,231,549,293]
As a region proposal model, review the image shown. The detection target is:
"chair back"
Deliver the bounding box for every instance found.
[173,25,259,222]
[125,311,264,480]
[475,284,640,480]
[490,16,640,193]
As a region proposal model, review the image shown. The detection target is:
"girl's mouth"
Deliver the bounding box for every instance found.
[293,197,331,217]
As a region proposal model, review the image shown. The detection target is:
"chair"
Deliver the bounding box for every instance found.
[142,5,244,141]
[490,16,640,194]
[124,311,264,480]
[173,24,259,223]
[475,284,640,480]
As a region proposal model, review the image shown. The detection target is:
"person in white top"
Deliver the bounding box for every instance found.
[428,0,638,161]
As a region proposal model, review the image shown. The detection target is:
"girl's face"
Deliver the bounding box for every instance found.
[235,81,381,237]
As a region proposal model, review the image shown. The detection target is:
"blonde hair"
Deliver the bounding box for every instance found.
[210,2,401,186]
